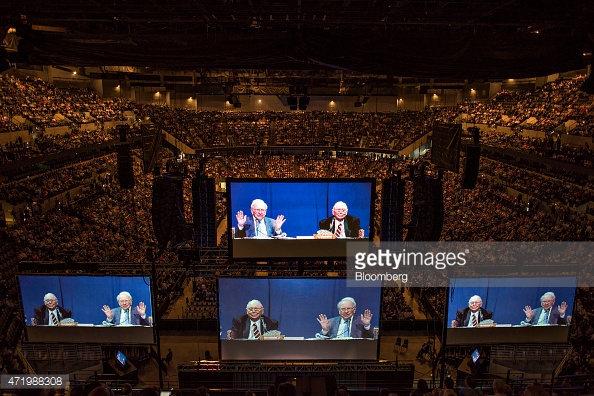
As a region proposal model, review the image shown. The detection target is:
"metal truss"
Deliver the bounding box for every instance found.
[18,259,346,276]
[178,361,413,373]
[178,247,228,264]
[18,261,185,274]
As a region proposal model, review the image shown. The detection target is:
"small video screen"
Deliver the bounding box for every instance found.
[18,274,155,344]
[446,276,576,344]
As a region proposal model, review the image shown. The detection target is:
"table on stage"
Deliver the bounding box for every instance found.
[232,237,368,259]
[221,338,377,360]
[446,325,569,344]
[26,325,154,343]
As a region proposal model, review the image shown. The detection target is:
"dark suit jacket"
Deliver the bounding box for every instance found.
[318,215,360,237]
[107,306,150,326]
[230,315,279,338]
[236,216,279,238]
[522,307,567,325]
[33,305,72,325]
[322,315,373,338]
[454,307,493,327]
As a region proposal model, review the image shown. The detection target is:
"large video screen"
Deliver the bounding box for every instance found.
[446,277,576,345]
[227,178,375,260]
[18,275,155,344]
[218,278,382,360]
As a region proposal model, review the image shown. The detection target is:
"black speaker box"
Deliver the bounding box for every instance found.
[406,177,444,241]
[152,176,187,248]
[116,144,135,189]
[381,176,405,241]
[462,146,481,189]
[116,124,130,142]
[192,177,217,247]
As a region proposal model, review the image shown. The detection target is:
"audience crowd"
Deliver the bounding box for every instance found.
[0,72,593,393]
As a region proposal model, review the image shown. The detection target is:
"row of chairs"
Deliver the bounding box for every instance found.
[184,306,216,313]
[393,337,409,354]
[182,311,216,320]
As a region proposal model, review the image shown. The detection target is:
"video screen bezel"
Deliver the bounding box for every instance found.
[227,178,376,260]
[217,277,382,361]
[445,276,576,345]
[18,274,156,344]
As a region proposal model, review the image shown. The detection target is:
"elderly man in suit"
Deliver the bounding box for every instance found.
[522,291,568,325]
[32,292,72,326]
[102,291,150,326]
[316,297,374,338]
[235,199,286,238]
[451,295,493,328]
[227,299,279,339]
[318,201,363,238]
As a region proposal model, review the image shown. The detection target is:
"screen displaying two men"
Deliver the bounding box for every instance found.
[218,278,381,360]
[446,277,576,344]
[18,275,154,344]
[228,179,374,259]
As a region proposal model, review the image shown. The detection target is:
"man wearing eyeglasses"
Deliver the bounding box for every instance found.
[235,199,286,238]
[316,297,374,338]
[451,295,493,328]
[102,291,150,326]
[318,201,364,238]
[31,292,72,326]
[228,299,279,339]
[521,291,568,325]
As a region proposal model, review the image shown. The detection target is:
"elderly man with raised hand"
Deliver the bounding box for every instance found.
[102,291,150,326]
[317,297,374,338]
[236,199,286,238]
[522,291,568,325]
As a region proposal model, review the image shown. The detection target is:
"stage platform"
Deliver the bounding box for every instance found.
[178,360,415,391]
[183,387,392,396]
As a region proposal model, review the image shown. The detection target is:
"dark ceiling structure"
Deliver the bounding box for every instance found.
[2,0,594,80]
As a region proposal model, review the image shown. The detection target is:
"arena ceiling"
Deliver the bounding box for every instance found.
[2,0,594,80]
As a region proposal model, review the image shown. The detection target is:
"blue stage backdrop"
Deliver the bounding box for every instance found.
[228,179,374,238]
[218,278,382,339]
[447,277,576,326]
[18,275,153,326]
